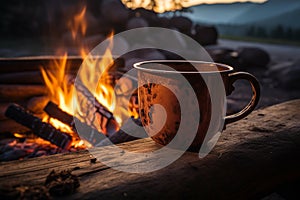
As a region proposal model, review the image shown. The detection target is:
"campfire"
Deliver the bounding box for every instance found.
[1,6,139,161]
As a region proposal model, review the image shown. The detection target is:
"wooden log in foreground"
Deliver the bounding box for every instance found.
[0,100,300,199]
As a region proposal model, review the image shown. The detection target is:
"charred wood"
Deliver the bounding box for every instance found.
[5,104,72,149]
[75,79,119,135]
[44,101,106,145]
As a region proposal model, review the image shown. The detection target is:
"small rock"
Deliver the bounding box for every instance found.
[90,156,97,164]
[206,46,239,67]
[237,47,270,69]
[170,16,193,35]
[194,25,218,46]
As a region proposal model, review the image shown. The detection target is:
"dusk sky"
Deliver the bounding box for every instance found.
[185,0,267,6]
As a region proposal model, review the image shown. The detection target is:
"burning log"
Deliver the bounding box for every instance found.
[44,101,106,145]
[44,99,143,146]
[5,104,72,149]
[75,79,119,135]
[44,101,145,147]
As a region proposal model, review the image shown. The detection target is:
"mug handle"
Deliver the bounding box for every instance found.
[225,72,260,125]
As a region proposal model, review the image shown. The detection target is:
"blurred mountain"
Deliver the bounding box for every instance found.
[185,2,257,24]
[254,7,300,28]
[186,0,300,28]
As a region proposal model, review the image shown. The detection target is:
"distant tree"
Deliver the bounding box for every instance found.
[285,27,293,40]
[271,25,285,39]
[246,25,268,38]
[293,28,300,41]
[246,25,256,37]
[256,26,267,37]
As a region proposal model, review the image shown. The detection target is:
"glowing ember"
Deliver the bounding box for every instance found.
[13,133,25,138]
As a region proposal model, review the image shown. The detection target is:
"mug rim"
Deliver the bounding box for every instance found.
[133,60,234,74]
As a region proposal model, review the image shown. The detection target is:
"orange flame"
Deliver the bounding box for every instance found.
[68,6,87,40]
[79,33,116,113]
[40,54,75,131]
[40,7,117,148]
[40,53,94,148]
[39,5,138,149]
[13,133,25,138]
[40,54,74,114]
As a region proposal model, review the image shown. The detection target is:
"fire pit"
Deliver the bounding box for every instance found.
[0,54,141,162]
